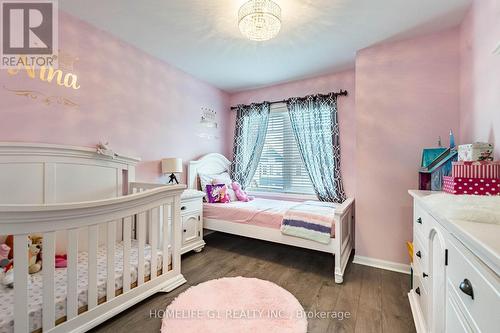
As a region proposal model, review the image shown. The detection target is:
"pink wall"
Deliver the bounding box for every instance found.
[0,12,230,183]
[459,0,500,157]
[228,70,357,198]
[355,28,460,264]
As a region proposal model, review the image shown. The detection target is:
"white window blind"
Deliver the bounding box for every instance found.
[248,106,315,195]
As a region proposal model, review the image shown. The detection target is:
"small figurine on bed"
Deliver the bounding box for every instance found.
[232,182,254,202]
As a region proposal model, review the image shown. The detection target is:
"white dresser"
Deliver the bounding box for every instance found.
[180,189,205,254]
[408,190,499,333]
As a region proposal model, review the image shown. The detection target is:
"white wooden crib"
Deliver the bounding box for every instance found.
[0,143,186,333]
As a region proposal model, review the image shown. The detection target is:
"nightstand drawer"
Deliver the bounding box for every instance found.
[180,199,202,214]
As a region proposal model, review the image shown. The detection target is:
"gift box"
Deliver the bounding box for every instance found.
[452,161,500,178]
[443,176,500,195]
[458,143,494,161]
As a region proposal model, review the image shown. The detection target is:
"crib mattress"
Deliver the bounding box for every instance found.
[0,240,166,333]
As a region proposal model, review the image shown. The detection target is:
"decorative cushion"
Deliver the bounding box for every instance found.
[199,172,237,202]
[206,184,230,203]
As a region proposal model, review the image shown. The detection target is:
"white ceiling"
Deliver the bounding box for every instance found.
[60,0,471,92]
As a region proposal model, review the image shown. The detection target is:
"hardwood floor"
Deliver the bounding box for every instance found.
[91,232,416,333]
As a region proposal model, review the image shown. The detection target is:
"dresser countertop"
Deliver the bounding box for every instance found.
[409,190,500,275]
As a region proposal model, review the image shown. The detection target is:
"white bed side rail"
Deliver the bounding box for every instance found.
[0,184,185,333]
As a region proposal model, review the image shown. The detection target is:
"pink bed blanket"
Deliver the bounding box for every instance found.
[203,198,336,241]
[203,198,297,230]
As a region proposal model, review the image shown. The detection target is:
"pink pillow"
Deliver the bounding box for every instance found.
[206,184,230,203]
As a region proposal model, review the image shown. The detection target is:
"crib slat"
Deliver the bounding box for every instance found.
[42,232,56,330]
[13,234,29,333]
[150,208,158,279]
[162,204,169,273]
[123,216,132,292]
[67,228,79,320]
[88,225,98,309]
[137,211,146,285]
[172,195,182,273]
[106,221,116,301]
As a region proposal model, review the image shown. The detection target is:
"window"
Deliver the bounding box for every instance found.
[248,106,315,195]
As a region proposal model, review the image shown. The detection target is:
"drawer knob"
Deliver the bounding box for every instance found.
[181,206,186,211]
[183,229,187,233]
[415,287,420,296]
[416,217,422,224]
[459,279,474,300]
[422,272,428,278]
[416,251,421,258]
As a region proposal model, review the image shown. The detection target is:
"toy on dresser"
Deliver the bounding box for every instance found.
[443,142,499,196]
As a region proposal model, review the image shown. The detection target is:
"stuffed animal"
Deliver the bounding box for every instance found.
[96,141,116,158]
[0,260,13,288]
[30,235,43,261]
[0,243,13,288]
[0,244,10,267]
[232,182,254,202]
[28,236,42,274]
[4,235,13,259]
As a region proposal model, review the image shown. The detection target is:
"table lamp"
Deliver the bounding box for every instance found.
[162,158,183,184]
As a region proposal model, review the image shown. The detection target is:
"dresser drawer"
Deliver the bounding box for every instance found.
[413,202,431,240]
[180,198,202,214]
[413,235,430,293]
[445,290,475,333]
[412,271,429,327]
[446,237,500,332]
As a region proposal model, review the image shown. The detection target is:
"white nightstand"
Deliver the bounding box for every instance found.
[180,189,205,254]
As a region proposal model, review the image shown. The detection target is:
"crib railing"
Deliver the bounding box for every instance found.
[0,184,185,333]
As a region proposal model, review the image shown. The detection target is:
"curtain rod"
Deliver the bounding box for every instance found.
[230,90,348,110]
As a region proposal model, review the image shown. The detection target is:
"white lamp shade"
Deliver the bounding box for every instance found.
[162,158,183,174]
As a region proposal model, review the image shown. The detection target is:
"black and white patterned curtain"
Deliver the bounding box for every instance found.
[286,93,346,203]
[230,102,271,189]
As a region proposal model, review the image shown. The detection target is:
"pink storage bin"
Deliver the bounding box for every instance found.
[443,176,500,196]
[452,161,500,178]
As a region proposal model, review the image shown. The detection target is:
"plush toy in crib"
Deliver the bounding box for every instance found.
[4,235,13,259]
[0,244,10,266]
[0,260,13,288]
[3,235,43,275]
[232,182,254,202]
[28,236,42,274]
[0,244,13,288]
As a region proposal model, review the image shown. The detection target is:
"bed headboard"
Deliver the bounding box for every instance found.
[188,153,231,190]
[0,142,140,204]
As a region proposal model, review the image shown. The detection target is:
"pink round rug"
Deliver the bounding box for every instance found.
[161,277,307,333]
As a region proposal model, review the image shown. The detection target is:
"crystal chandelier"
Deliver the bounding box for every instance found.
[238,0,282,41]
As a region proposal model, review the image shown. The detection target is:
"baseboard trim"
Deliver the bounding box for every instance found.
[353,255,411,275]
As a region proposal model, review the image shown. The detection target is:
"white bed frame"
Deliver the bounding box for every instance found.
[188,153,355,284]
[0,143,186,333]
